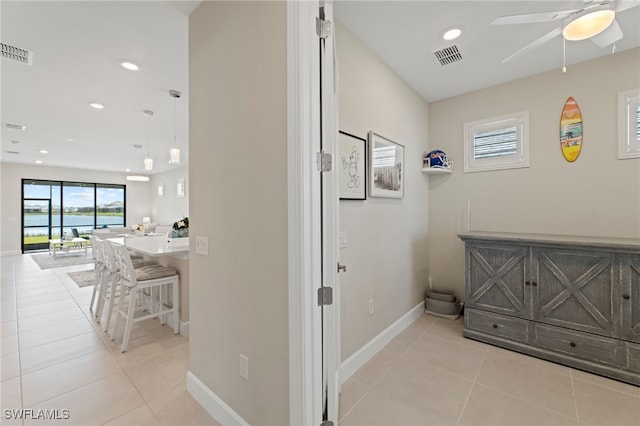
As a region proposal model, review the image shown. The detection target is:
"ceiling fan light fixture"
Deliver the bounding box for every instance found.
[562,6,614,41]
[442,28,462,41]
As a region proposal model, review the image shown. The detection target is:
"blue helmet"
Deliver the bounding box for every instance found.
[424,150,452,168]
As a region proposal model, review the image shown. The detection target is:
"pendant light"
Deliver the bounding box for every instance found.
[143,109,154,171]
[169,90,181,164]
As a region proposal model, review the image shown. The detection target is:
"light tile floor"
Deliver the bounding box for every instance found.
[339,314,640,426]
[3,253,640,426]
[1,254,219,426]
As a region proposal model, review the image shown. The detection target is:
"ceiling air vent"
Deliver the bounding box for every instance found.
[3,122,26,131]
[1,42,33,65]
[433,45,462,66]
[5,150,20,155]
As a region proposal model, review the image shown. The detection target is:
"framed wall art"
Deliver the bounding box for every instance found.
[339,131,366,200]
[176,178,185,198]
[157,182,164,198]
[368,131,404,198]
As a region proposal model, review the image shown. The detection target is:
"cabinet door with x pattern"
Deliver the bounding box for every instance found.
[531,247,617,338]
[465,242,530,319]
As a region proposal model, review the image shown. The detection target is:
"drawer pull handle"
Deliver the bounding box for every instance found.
[569,341,576,348]
[622,293,630,300]
[531,281,538,287]
[525,281,531,286]
[492,323,498,329]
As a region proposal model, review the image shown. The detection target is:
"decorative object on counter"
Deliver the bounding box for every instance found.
[560,96,583,162]
[339,131,367,200]
[422,149,453,174]
[132,223,145,237]
[171,216,189,238]
[425,290,461,319]
[368,131,404,198]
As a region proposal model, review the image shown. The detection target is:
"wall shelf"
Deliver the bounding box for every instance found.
[421,167,452,174]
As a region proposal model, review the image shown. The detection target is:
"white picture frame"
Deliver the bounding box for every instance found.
[368,131,404,198]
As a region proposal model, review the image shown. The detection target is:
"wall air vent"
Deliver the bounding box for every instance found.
[433,45,462,66]
[3,122,26,131]
[5,150,20,155]
[1,42,33,65]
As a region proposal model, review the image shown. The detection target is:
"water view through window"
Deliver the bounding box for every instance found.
[22,179,126,252]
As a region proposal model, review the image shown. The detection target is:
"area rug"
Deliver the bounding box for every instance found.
[31,252,94,270]
[66,270,96,288]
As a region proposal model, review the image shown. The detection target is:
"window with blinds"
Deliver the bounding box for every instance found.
[464,111,529,173]
[618,89,640,159]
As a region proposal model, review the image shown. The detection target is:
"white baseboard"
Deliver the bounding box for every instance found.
[340,302,424,384]
[186,371,249,426]
[1,250,21,257]
[180,321,189,337]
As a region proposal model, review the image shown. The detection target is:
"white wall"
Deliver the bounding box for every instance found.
[428,47,640,299]
[188,2,289,424]
[336,22,431,360]
[149,165,189,224]
[0,162,151,255]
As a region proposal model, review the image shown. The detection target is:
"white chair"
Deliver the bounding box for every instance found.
[88,236,104,314]
[111,244,180,352]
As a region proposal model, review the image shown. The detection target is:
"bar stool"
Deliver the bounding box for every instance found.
[111,244,180,352]
[88,236,104,315]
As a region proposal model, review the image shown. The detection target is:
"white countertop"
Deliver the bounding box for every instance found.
[108,235,189,260]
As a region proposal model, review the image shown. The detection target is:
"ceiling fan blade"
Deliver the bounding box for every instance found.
[503,27,563,62]
[491,9,575,25]
[615,0,640,13]
[591,19,623,47]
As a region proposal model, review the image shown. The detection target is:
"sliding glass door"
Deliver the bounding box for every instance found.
[22,179,126,253]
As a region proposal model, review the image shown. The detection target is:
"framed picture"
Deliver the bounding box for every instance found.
[339,131,366,200]
[157,182,164,198]
[176,178,185,198]
[368,131,404,198]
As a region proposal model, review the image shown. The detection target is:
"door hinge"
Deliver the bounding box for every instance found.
[316,17,332,39]
[318,286,333,306]
[316,151,332,172]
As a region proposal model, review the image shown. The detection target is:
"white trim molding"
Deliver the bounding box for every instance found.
[179,321,189,337]
[1,250,22,257]
[340,302,425,384]
[186,372,249,426]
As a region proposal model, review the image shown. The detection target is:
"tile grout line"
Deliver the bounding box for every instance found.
[569,369,581,424]
[455,345,488,426]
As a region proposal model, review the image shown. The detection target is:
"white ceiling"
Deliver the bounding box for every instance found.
[1,1,639,174]
[335,0,640,102]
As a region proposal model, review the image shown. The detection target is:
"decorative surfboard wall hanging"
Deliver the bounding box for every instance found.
[560,96,583,162]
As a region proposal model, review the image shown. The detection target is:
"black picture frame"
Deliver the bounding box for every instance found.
[338,131,367,201]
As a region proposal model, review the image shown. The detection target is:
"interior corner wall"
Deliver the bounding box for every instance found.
[149,165,189,224]
[428,47,640,299]
[336,22,430,361]
[188,2,289,425]
[0,162,151,255]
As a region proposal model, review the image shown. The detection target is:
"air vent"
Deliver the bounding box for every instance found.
[3,122,26,131]
[1,42,33,65]
[433,45,462,66]
[5,150,20,155]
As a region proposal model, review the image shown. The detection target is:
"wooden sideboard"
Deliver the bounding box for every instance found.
[458,231,640,385]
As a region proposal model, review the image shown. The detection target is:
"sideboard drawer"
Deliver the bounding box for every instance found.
[465,308,529,343]
[534,324,618,366]
[625,343,640,373]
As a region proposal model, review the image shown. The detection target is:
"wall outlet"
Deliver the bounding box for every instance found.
[239,354,249,381]
[195,236,209,256]
[368,299,374,316]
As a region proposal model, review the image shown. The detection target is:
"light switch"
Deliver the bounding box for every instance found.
[339,231,348,248]
[195,236,209,255]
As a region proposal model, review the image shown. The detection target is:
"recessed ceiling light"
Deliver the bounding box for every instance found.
[39,149,48,154]
[125,168,131,172]
[120,60,139,71]
[89,102,104,110]
[65,138,76,142]
[35,160,43,164]
[443,28,462,41]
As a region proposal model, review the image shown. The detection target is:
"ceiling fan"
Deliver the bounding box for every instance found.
[492,1,640,62]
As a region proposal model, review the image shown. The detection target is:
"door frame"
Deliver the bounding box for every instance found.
[287,1,339,424]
